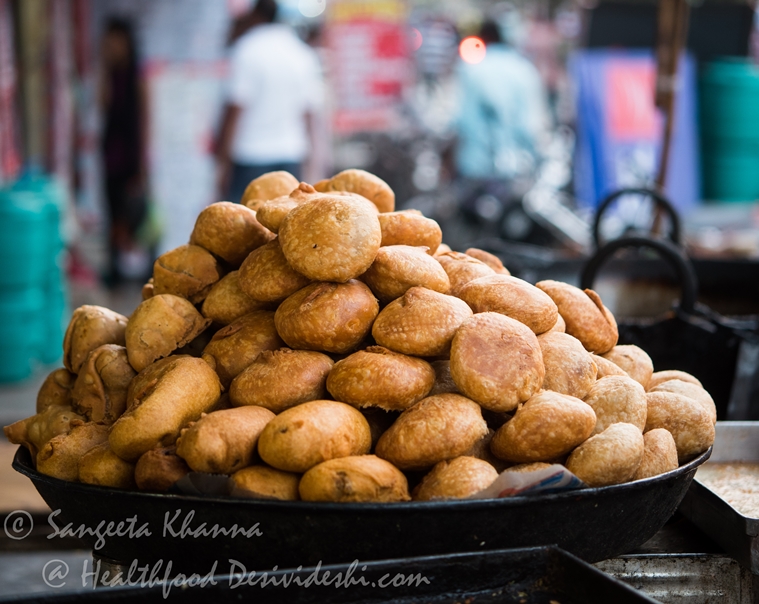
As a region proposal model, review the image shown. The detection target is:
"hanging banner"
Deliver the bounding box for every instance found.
[325,0,412,134]
[0,0,21,181]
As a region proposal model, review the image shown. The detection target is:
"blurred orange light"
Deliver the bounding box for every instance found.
[459,36,486,64]
[411,28,423,51]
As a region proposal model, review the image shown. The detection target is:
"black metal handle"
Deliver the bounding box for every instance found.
[580,235,698,315]
[592,187,682,249]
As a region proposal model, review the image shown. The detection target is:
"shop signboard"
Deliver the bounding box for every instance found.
[325,0,412,134]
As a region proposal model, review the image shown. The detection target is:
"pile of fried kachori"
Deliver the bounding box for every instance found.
[4,169,715,501]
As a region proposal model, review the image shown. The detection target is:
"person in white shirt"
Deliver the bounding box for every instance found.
[214,0,323,202]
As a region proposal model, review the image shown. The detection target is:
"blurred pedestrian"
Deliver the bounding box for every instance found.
[214,0,323,202]
[100,17,149,287]
[455,19,550,181]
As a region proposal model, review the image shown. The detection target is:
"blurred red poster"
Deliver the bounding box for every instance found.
[326,0,411,133]
[606,59,658,141]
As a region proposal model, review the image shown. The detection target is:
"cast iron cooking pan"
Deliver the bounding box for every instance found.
[13,446,710,573]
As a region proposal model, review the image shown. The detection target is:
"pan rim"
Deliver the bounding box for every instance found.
[12,445,712,512]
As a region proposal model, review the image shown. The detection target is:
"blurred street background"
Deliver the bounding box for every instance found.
[0,0,758,418]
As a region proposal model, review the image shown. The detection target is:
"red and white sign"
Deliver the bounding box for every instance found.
[325,0,412,134]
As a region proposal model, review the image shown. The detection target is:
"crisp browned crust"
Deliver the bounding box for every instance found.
[375,393,488,471]
[538,331,598,399]
[314,169,395,213]
[566,423,644,487]
[274,281,378,354]
[372,287,472,357]
[240,170,299,210]
[363,245,451,303]
[378,210,442,253]
[459,274,558,334]
[63,305,128,373]
[490,391,596,463]
[327,346,435,411]
[258,400,371,473]
[238,239,310,303]
[535,280,618,354]
[279,194,381,282]
[176,406,275,474]
[450,313,544,412]
[190,201,274,266]
[152,244,224,304]
[413,456,498,501]
[230,348,334,412]
[300,455,410,502]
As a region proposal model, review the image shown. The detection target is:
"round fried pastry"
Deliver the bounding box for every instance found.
[201,271,271,325]
[230,465,301,500]
[602,345,654,389]
[36,368,76,413]
[63,305,128,373]
[450,313,544,412]
[202,310,283,387]
[327,346,435,411]
[230,348,334,412]
[190,201,274,266]
[176,406,275,474]
[71,344,136,424]
[125,294,211,372]
[109,356,222,461]
[300,455,409,502]
[459,274,558,334]
[436,251,495,296]
[649,379,716,424]
[645,391,714,463]
[566,423,644,487]
[375,393,488,471]
[632,428,679,480]
[241,170,299,210]
[584,375,647,435]
[378,210,442,253]
[152,244,224,304]
[279,194,381,282]
[647,370,702,390]
[535,280,618,354]
[275,281,379,354]
[36,422,109,481]
[256,182,321,233]
[372,287,472,357]
[314,168,395,213]
[135,446,190,492]
[4,405,85,459]
[238,239,310,303]
[491,391,596,462]
[79,442,136,489]
[413,456,498,501]
[258,400,371,473]
[465,248,510,274]
[142,280,154,300]
[538,332,598,399]
[363,245,451,303]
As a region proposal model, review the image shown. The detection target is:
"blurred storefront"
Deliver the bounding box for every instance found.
[0,0,758,384]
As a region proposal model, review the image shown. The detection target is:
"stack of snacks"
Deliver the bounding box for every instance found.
[4,169,716,502]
